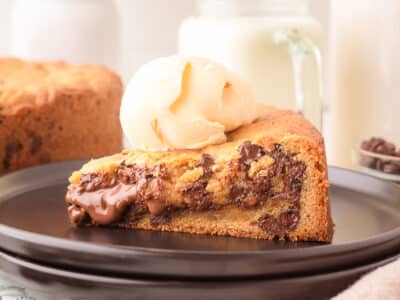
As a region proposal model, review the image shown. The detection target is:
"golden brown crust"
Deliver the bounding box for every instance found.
[68,105,333,242]
[0,58,123,175]
[70,106,323,179]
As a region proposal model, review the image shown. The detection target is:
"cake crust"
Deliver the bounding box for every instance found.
[0,58,123,175]
[66,106,333,242]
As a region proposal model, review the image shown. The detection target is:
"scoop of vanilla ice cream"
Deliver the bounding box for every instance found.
[120,56,259,151]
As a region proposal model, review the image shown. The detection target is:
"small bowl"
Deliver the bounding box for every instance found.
[356,147,400,183]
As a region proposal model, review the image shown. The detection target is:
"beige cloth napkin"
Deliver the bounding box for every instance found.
[332,258,400,300]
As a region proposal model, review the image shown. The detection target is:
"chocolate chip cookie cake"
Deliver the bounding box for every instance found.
[65,56,333,242]
[0,58,123,175]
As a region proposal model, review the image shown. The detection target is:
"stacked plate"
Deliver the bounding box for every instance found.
[0,161,399,300]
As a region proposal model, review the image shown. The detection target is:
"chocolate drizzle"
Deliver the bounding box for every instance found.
[66,142,306,238]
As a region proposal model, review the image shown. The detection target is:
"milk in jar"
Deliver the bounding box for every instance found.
[179,0,324,129]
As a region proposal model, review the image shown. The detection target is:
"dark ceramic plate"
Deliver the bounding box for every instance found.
[0,161,399,279]
[0,250,398,300]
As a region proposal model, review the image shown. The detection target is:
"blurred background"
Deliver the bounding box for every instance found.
[0,0,329,83]
[0,0,399,182]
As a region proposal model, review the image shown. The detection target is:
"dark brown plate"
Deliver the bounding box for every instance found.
[0,250,398,300]
[0,161,399,279]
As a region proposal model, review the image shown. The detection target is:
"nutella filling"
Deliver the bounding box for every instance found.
[66,142,306,237]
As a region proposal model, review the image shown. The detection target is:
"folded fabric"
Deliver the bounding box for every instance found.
[332,258,400,300]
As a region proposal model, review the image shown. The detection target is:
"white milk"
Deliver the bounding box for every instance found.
[328,0,400,168]
[179,1,324,129]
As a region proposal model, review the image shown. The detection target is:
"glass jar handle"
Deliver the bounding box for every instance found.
[273,29,323,125]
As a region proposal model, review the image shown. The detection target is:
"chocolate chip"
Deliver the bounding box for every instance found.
[117,162,167,185]
[375,159,384,171]
[150,213,171,227]
[29,132,42,154]
[2,139,23,170]
[117,162,143,184]
[120,203,147,226]
[258,209,300,237]
[181,154,215,210]
[198,153,214,177]
[270,144,306,192]
[238,141,265,168]
[0,106,4,125]
[360,141,370,151]
[229,141,270,207]
[385,143,396,154]
[370,137,386,152]
[279,209,299,230]
[68,144,305,231]
[258,214,285,237]
[79,173,117,192]
[361,137,397,156]
[230,143,305,212]
[183,180,211,210]
[382,163,400,174]
[375,144,393,155]
[269,144,287,176]
[361,138,400,174]
[254,145,304,232]
[360,156,377,168]
[229,184,253,207]
[229,160,270,208]
[274,143,283,152]
[285,161,306,193]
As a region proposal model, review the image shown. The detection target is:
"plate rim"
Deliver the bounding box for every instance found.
[0,221,399,258]
[0,248,398,284]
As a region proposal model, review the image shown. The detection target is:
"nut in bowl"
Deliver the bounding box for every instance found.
[357,137,400,183]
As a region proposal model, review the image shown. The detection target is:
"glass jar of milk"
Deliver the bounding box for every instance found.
[179,0,324,129]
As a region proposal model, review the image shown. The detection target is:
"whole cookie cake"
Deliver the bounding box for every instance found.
[0,58,123,175]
